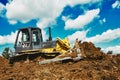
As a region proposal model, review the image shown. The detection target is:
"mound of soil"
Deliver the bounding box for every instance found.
[0,42,120,80]
[79,41,106,59]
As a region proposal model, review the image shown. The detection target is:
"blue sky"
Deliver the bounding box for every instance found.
[0,0,120,54]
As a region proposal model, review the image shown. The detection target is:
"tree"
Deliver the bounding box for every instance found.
[2,47,10,59]
[107,50,113,54]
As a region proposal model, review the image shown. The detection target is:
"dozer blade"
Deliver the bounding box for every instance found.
[39,55,82,64]
[39,57,72,64]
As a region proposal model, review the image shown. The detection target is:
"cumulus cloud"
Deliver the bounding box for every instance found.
[102,45,120,54]
[64,0,101,7]
[64,8,100,30]
[112,0,120,9]
[67,28,120,47]
[0,31,17,45]
[85,28,120,43]
[68,30,88,47]
[6,0,101,28]
[6,0,65,28]
[8,20,17,25]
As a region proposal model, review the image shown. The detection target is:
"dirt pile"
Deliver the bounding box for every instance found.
[79,41,106,59]
[0,42,120,80]
[0,56,9,68]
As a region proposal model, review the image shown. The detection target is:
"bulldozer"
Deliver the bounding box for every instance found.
[5,27,72,63]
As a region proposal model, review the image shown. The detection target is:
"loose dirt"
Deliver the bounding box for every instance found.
[0,42,120,80]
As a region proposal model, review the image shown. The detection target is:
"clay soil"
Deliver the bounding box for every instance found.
[0,42,120,80]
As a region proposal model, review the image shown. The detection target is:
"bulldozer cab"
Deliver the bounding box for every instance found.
[14,27,43,53]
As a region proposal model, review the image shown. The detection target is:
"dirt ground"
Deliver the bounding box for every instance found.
[0,42,120,80]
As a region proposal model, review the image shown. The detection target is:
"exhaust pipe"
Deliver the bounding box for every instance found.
[48,27,52,41]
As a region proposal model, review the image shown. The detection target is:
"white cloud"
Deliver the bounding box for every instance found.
[8,20,17,25]
[112,0,120,9]
[6,0,101,28]
[65,0,101,7]
[68,30,87,47]
[85,28,120,43]
[37,18,56,29]
[64,8,100,30]
[103,45,120,54]
[6,0,65,27]
[0,31,17,45]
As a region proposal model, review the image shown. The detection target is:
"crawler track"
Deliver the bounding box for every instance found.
[9,52,60,64]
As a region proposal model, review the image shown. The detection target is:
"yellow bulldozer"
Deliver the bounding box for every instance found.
[2,27,82,64]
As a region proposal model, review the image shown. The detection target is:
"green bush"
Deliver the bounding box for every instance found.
[2,47,10,59]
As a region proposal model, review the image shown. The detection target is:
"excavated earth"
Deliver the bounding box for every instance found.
[0,42,120,80]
